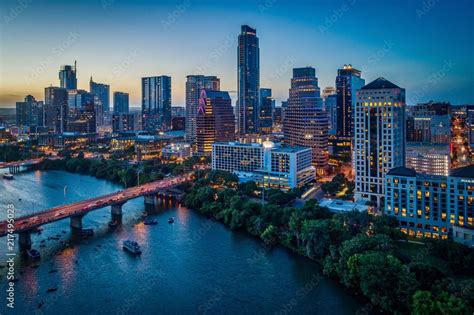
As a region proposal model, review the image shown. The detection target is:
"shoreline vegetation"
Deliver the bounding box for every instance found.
[37,156,474,314]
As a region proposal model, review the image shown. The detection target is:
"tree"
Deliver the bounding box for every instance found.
[412,291,437,315]
[260,225,278,246]
[300,219,331,259]
[347,252,417,311]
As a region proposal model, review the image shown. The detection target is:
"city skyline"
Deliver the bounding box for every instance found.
[1,0,473,108]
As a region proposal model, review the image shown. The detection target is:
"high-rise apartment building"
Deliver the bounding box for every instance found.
[185,75,220,144]
[59,62,77,90]
[354,77,406,207]
[335,65,365,154]
[44,86,68,133]
[90,77,110,125]
[113,92,129,114]
[16,95,43,130]
[259,88,274,134]
[283,67,328,175]
[196,90,235,156]
[237,25,260,134]
[142,76,172,132]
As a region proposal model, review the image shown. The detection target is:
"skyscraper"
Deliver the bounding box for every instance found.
[354,77,406,207]
[237,25,260,134]
[44,86,68,133]
[142,76,172,132]
[16,95,43,130]
[185,75,220,145]
[335,64,365,154]
[90,77,110,125]
[283,67,328,175]
[113,92,130,114]
[59,61,77,90]
[196,90,235,156]
[259,88,274,134]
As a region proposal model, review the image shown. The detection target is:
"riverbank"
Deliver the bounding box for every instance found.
[184,171,474,314]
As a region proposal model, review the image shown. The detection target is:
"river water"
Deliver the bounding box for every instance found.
[0,170,363,314]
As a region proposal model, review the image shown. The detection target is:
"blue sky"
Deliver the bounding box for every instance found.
[0,0,473,107]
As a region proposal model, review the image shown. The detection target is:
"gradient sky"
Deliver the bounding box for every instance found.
[0,0,473,108]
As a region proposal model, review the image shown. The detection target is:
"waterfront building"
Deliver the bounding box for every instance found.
[354,77,406,207]
[16,95,43,130]
[196,90,235,156]
[185,75,220,145]
[59,62,77,90]
[112,112,142,132]
[385,165,474,247]
[142,76,172,132]
[406,145,450,176]
[113,92,129,114]
[283,67,328,175]
[44,86,69,133]
[237,25,260,134]
[335,65,365,155]
[212,141,315,190]
[259,88,274,134]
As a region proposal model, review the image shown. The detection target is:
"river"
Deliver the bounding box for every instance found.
[0,170,364,314]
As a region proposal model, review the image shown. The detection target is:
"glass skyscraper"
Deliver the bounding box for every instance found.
[59,61,77,90]
[141,76,172,132]
[237,25,260,134]
[259,88,274,134]
[113,92,130,114]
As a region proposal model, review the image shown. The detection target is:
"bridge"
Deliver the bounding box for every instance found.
[0,158,45,173]
[0,171,198,249]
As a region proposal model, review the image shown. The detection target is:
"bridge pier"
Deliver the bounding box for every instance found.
[70,215,84,231]
[144,194,157,206]
[18,231,32,250]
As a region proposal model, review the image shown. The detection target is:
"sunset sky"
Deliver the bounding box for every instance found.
[0,0,473,108]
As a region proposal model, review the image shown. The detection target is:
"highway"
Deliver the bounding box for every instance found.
[0,172,195,236]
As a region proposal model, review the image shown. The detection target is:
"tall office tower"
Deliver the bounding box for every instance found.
[142,76,172,132]
[59,61,77,90]
[283,67,328,175]
[112,112,141,132]
[335,65,365,154]
[196,90,235,156]
[113,92,129,114]
[259,88,274,134]
[90,77,110,127]
[44,86,68,133]
[185,75,220,144]
[237,25,260,134]
[354,77,406,207]
[66,90,96,133]
[405,101,451,144]
[16,95,43,129]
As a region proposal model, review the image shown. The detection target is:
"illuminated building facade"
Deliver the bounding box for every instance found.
[283,67,328,175]
[112,112,141,132]
[113,92,129,114]
[259,88,274,134]
[185,75,220,145]
[406,145,450,176]
[237,25,260,134]
[16,95,43,130]
[59,62,77,90]
[212,141,315,190]
[44,86,68,134]
[385,165,474,246]
[335,65,365,154]
[196,90,235,156]
[354,77,406,207]
[141,76,172,132]
[90,77,110,125]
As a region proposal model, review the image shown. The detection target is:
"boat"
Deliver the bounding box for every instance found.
[46,288,58,293]
[2,173,14,180]
[168,217,174,224]
[26,249,41,259]
[81,229,94,237]
[122,240,142,255]
[144,218,158,225]
[108,220,119,228]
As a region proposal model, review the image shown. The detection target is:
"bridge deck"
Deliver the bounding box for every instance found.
[0,172,194,236]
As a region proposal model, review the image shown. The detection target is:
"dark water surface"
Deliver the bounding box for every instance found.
[0,170,363,314]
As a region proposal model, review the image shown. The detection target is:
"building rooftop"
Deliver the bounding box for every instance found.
[387,167,417,177]
[202,90,230,100]
[361,77,400,90]
[450,165,474,179]
[319,199,370,213]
